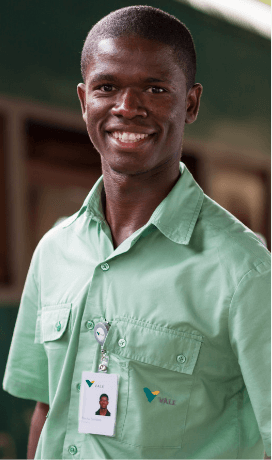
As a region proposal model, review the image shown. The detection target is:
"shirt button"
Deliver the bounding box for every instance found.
[118,338,126,348]
[55,321,61,332]
[101,262,110,271]
[86,320,95,331]
[76,383,81,392]
[68,445,77,455]
[177,354,186,364]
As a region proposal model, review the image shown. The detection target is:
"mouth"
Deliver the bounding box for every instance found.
[107,131,155,148]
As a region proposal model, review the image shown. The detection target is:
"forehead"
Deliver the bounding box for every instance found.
[86,36,186,84]
[96,35,169,57]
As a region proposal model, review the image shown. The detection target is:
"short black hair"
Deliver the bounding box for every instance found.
[81,5,196,92]
[100,394,109,400]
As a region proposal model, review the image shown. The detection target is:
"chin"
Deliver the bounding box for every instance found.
[103,156,153,176]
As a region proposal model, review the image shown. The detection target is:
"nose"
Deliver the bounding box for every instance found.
[111,88,147,119]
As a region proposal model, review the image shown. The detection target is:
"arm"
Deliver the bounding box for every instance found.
[229,262,271,457]
[27,402,49,459]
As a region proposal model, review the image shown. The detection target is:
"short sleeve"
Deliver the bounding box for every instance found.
[2,246,49,404]
[229,261,271,456]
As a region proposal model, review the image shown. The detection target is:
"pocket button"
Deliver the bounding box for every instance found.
[177,354,186,364]
[55,321,61,332]
[118,338,126,348]
[86,320,95,330]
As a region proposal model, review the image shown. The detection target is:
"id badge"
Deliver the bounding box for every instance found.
[78,371,119,436]
[78,322,119,437]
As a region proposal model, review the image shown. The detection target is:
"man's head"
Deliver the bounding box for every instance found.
[77,6,202,177]
[99,394,109,409]
[81,5,196,92]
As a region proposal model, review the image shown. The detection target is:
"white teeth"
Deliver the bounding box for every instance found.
[111,132,149,143]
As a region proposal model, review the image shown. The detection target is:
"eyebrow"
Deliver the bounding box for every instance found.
[90,74,171,84]
[144,77,171,83]
[90,73,117,84]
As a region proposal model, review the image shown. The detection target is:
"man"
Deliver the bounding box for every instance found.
[3,5,270,460]
[95,394,111,416]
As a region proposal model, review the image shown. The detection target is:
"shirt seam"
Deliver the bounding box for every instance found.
[4,377,49,399]
[182,371,197,448]
[236,387,243,459]
[228,261,267,348]
[153,189,203,244]
[32,272,39,291]
[229,261,267,308]
[114,316,203,341]
[184,189,204,243]
[203,210,270,262]
[104,279,113,322]
[110,350,197,374]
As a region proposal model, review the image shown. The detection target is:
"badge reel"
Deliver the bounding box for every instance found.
[94,322,110,372]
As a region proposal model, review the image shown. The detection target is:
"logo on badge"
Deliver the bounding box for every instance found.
[143,387,160,402]
[86,380,95,388]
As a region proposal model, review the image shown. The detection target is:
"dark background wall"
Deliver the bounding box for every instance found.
[1,0,270,153]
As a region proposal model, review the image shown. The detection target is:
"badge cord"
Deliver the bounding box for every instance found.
[93,322,110,373]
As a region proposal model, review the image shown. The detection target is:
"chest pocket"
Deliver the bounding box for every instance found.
[35,303,72,348]
[104,317,203,449]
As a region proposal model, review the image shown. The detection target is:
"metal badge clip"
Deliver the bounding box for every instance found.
[94,322,110,373]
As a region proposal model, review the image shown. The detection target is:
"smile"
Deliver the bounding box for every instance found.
[110,131,150,143]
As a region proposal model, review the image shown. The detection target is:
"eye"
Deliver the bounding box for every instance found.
[146,86,166,94]
[98,84,115,92]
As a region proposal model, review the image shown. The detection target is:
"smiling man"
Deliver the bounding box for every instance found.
[3,5,271,460]
[95,394,111,416]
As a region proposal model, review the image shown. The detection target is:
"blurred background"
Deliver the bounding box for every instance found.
[0,0,270,457]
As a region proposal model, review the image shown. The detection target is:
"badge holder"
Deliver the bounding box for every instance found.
[93,322,110,372]
[78,322,119,437]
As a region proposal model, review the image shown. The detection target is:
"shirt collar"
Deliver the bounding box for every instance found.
[62,175,105,228]
[149,162,204,244]
[62,162,204,245]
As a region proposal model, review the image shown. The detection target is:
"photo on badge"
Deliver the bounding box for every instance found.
[78,371,119,436]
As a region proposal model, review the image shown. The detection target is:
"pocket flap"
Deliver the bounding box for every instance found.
[104,317,203,375]
[38,303,72,343]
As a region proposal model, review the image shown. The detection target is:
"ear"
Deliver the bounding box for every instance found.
[185,83,203,124]
[77,83,87,123]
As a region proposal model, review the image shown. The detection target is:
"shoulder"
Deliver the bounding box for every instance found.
[26,210,83,282]
[34,210,83,255]
[193,193,270,281]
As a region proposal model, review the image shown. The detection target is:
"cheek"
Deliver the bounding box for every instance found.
[153,99,185,131]
[85,102,107,144]
[86,98,108,127]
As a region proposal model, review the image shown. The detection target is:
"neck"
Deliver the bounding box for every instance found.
[102,158,181,249]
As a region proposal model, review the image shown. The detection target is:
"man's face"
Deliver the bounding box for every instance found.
[78,35,202,176]
[100,396,109,409]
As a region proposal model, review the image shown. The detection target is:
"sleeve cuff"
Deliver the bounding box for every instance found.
[3,375,49,405]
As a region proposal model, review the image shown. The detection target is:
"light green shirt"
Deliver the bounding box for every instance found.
[3,163,271,459]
